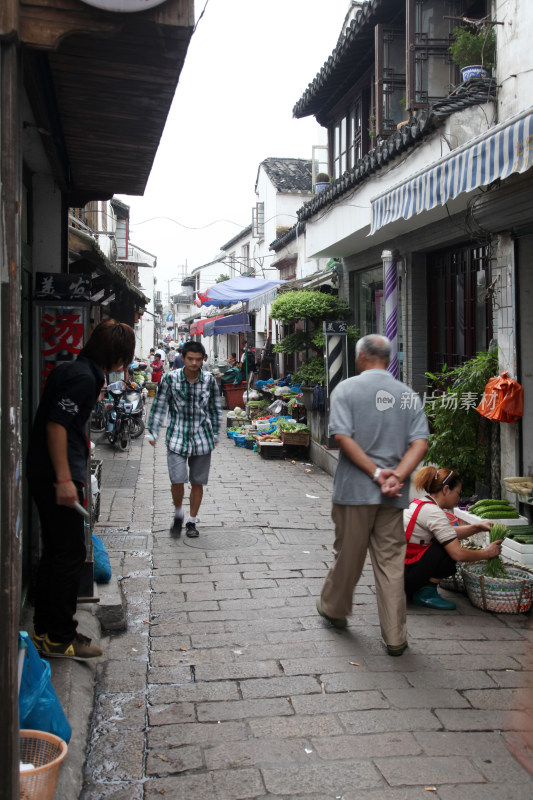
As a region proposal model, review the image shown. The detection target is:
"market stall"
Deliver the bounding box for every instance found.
[198,277,285,403]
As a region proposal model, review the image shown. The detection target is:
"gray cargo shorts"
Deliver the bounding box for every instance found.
[167,451,212,485]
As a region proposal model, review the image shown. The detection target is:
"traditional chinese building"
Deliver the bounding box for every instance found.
[0,0,194,789]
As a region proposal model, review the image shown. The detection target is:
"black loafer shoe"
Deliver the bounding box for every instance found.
[387,641,408,657]
[185,522,199,538]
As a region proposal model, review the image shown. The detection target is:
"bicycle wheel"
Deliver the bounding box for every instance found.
[90,404,106,432]
[130,416,145,439]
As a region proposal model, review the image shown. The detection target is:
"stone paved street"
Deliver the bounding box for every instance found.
[81,408,533,799]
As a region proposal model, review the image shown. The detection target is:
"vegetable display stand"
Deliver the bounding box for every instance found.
[454,507,529,527]
[461,563,533,613]
[281,431,310,446]
[19,730,68,800]
[502,539,533,568]
[259,442,284,460]
[226,412,249,428]
[223,382,247,411]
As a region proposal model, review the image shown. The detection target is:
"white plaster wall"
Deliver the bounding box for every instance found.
[494,0,533,121]
[136,263,155,357]
[95,201,117,261]
[254,166,313,275]
[493,234,520,485]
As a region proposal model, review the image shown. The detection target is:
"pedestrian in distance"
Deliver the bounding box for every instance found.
[173,346,184,369]
[26,319,136,660]
[403,466,501,610]
[147,340,222,538]
[317,334,429,656]
[151,353,164,383]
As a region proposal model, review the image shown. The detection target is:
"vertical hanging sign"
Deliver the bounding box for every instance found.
[34,273,92,394]
[323,320,348,399]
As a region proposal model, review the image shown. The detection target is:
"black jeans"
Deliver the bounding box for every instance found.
[404,540,456,597]
[29,480,86,642]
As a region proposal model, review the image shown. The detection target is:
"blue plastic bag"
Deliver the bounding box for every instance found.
[93,533,112,584]
[18,632,72,743]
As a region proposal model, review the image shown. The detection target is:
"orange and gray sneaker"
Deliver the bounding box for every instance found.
[41,632,102,661]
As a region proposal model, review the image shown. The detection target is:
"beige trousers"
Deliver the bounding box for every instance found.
[320,503,407,647]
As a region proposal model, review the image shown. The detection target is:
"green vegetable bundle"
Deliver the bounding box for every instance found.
[483,523,508,578]
[504,525,533,539]
[277,421,310,433]
[469,498,519,519]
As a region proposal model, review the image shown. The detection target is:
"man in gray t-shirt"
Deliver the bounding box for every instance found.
[317,334,428,656]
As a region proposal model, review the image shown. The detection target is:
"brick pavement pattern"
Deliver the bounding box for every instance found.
[82,408,533,799]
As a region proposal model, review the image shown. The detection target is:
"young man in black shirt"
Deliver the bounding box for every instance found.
[27,319,135,660]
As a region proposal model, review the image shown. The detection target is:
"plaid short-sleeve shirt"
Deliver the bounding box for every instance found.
[148,368,222,456]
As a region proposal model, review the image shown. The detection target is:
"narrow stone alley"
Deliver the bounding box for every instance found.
[81,410,533,799]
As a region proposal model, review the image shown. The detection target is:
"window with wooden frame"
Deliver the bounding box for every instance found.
[406,0,463,112]
[375,24,406,137]
[330,89,370,179]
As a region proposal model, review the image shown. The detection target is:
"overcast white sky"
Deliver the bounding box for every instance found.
[117,0,350,288]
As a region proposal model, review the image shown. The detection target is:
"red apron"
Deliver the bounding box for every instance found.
[404,497,436,565]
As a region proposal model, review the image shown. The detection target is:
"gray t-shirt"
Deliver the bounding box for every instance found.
[330,369,428,508]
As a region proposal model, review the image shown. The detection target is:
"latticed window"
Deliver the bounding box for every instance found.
[376,25,406,136]
[406,0,463,110]
[332,95,368,179]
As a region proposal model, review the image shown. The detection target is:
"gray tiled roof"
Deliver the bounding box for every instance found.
[293,0,389,124]
[221,224,253,252]
[259,158,313,194]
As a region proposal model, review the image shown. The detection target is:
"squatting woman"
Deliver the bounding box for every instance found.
[403,466,502,610]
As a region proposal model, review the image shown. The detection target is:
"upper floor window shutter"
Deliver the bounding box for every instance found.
[375,24,406,137]
[406,0,462,112]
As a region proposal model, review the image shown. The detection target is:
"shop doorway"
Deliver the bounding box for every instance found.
[427,243,492,373]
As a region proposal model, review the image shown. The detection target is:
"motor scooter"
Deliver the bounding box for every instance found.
[105,381,135,450]
[123,378,146,439]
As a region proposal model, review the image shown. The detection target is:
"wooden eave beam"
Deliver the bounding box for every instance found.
[19,0,194,51]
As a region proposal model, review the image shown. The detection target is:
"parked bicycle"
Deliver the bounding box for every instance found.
[90,399,107,432]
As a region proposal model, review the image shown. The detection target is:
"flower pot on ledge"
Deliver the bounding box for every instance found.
[461,65,490,81]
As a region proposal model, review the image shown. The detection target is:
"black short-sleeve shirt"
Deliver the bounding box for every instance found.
[26,355,105,485]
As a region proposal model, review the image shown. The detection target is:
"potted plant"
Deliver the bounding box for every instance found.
[270,290,356,388]
[424,348,498,496]
[449,23,496,81]
[315,172,331,193]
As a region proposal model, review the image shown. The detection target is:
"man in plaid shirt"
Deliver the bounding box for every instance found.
[148,340,222,538]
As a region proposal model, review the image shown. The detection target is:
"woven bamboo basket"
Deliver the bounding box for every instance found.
[439,564,466,593]
[461,563,533,613]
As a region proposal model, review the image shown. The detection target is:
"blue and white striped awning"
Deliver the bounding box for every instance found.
[370,106,533,235]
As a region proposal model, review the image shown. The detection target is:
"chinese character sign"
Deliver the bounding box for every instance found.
[35,272,91,301]
[38,307,86,393]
